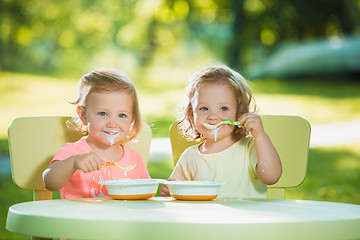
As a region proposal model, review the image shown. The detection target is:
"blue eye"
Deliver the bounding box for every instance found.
[99,112,107,116]
[119,113,126,118]
[220,107,229,111]
[199,107,208,111]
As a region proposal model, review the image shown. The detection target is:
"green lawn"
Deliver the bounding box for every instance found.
[1,71,360,239]
[287,143,360,203]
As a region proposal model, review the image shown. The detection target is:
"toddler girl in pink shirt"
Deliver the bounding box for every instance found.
[43,69,150,199]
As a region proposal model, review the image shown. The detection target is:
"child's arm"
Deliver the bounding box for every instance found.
[160,151,193,196]
[239,113,282,185]
[42,152,102,191]
[160,178,174,196]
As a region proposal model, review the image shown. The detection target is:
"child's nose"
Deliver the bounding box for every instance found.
[207,110,219,120]
[106,117,118,127]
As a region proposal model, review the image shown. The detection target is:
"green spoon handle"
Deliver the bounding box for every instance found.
[202,120,246,130]
[220,119,245,126]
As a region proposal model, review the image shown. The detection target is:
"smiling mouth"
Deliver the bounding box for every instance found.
[104,131,121,145]
[105,131,119,135]
[202,122,220,130]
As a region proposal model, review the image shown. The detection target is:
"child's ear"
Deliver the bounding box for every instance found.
[76,106,87,125]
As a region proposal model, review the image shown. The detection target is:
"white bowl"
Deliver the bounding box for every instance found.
[100,179,165,200]
[164,181,225,201]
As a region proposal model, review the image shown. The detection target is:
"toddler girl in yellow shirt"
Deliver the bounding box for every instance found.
[161,62,282,198]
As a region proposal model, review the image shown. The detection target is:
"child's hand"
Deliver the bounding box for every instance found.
[160,178,174,196]
[238,113,266,138]
[73,152,103,173]
[239,113,282,185]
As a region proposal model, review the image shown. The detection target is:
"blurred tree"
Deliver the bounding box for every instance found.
[226,0,244,68]
[0,0,359,74]
[225,0,360,68]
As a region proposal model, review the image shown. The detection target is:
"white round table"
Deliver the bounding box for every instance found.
[6,197,360,240]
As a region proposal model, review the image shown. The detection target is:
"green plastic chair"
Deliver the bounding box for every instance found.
[169,115,311,199]
[8,116,152,202]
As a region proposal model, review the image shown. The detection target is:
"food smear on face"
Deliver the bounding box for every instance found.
[105,132,121,145]
[211,126,222,141]
[202,122,222,141]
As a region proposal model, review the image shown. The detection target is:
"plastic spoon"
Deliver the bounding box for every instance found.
[101,162,136,174]
[202,119,245,130]
[101,161,120,168]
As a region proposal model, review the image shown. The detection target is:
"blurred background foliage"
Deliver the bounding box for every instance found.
[1,1,360,238]
[1,0,360,77]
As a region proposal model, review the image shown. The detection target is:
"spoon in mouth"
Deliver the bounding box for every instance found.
[202,119,245,130]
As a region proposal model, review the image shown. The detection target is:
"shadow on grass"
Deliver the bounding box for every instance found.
[0,174,61,239]
[287,146,360,204]
[0,138,9,155]
[0,175,32,239]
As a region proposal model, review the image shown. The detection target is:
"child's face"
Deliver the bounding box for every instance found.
[78,91,134,147]
[192,82,238,141]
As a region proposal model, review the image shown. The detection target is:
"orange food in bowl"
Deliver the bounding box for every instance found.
[165,181,225,201]
[109,193,156,200]
[100,179,165,200]
[170,194,218,201]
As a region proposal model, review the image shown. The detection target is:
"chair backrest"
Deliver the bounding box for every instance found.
[169,115,311,199]
[8,116,152,201]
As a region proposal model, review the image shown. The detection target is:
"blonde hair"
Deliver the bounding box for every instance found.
[70,68,141,142]
[178,62,256,141]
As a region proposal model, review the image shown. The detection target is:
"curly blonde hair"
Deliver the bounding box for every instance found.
[178,62,256,141]
[69,68,141,142]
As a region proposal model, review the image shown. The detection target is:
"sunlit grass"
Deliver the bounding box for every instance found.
[255,94,360,123]
[287,143,360,204]
[1,71,360,141]
[0,72,76,139]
